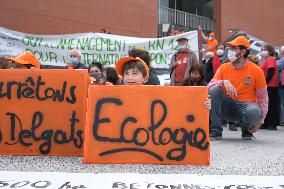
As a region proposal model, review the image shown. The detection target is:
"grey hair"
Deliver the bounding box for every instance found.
[70,50,82,60]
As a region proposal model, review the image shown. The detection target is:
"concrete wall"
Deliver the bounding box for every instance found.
[215,0,284,46]
[0,0,158,38]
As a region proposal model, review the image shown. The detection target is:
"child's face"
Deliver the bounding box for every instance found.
[190,71,201,82]
[123,68,148,85]
[89,66,101,75]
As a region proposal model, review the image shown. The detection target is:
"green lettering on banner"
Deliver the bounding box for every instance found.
[77,37,95,51]
[94,38,127,52]
[57,38,77,50]
[69,39,76,50]
[148,39,165,51]
[107,39,115,51]
[26,49,58,63]
[21,37,43,48]
[150,52,167,65]
[95,38,103,51]
[82,52,126,65]
[168,39,178,50]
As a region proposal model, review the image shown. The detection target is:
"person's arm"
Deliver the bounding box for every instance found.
[208,66,237,97]
[256,88,268,124]
[169,53,178,69]
[198,26,208,42]
[277,59,284,70]
[266,67,274,83]
[207,79,223,89]
[247,67,268,133]
[208,67,223,89]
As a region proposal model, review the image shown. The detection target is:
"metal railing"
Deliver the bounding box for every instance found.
[158,6,213,31]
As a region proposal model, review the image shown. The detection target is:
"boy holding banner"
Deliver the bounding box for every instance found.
[115,56,149,85]
[115,56,211,109]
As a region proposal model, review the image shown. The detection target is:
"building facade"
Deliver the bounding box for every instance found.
[0,0,283,46]
[0,0,158,38]
[214,0,284,46]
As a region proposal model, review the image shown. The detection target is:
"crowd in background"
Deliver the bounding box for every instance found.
[0,29,283,140]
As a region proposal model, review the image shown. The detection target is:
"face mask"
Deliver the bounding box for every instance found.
[208,37,213,41]
[228,50,240,62]
[178,44,187,51]
[191,78,200,83]
[217,49,224,56]
[70,57,79,65]
[261,50,269,58]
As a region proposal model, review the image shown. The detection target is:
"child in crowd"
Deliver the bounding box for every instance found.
[88,61,106,85]
[128,48,160,85]
[105,67,123,85]
[115,56,149,85]
[88,61,104,77]
[183,64,207,86]
[115,56,211,109]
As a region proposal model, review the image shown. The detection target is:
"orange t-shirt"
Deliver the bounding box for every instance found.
[206,39,218,54]
[260,57,279,87]
[214,61,267,103]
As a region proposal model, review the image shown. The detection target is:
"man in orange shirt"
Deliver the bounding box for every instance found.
[208,36,268,140]
[199,26,218,54]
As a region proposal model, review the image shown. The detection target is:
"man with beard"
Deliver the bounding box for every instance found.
[208,36,268,140]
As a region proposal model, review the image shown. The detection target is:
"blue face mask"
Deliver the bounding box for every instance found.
[178,44,187,51]
[70,57,79,65]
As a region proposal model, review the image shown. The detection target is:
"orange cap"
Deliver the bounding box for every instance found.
[115,56,149,76]
[209,32,215,37]
[227,36,250,49]
[9,51,41,69]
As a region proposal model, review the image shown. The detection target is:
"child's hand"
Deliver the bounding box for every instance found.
[204,96,211,110]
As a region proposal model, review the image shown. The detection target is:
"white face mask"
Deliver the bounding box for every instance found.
[208,37,213,41]
[261,50,269,58]
[228,50,239,62]
[217,49,224,56]
[178,44,187,51]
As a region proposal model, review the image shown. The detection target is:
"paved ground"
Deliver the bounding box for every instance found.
[1,126,283,176]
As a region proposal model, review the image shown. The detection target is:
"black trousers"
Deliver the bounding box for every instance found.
[263,87,280,128]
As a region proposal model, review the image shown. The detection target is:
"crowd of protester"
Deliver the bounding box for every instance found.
[1,29,283,141]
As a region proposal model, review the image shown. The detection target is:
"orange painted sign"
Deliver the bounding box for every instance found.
[0,69,89,156]
[84,86,210,165]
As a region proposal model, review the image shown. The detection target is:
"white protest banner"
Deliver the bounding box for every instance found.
[0,172,283,189]
[0,27,198,69]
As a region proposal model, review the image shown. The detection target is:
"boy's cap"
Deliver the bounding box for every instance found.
[227,36,250,49]
[209,32,215,37]
[176,37,188,42]
[115,56,149,76]
[9,51,40,69]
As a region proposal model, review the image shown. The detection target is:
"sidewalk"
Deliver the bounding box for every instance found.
[0,127,283,176]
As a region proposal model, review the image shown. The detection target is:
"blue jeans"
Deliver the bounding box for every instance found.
[279,86,284,122]
[209,86,263,134]
[279,86,284,107]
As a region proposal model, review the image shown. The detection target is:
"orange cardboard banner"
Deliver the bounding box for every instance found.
[0,70,89,156]
[84,86,210,165]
